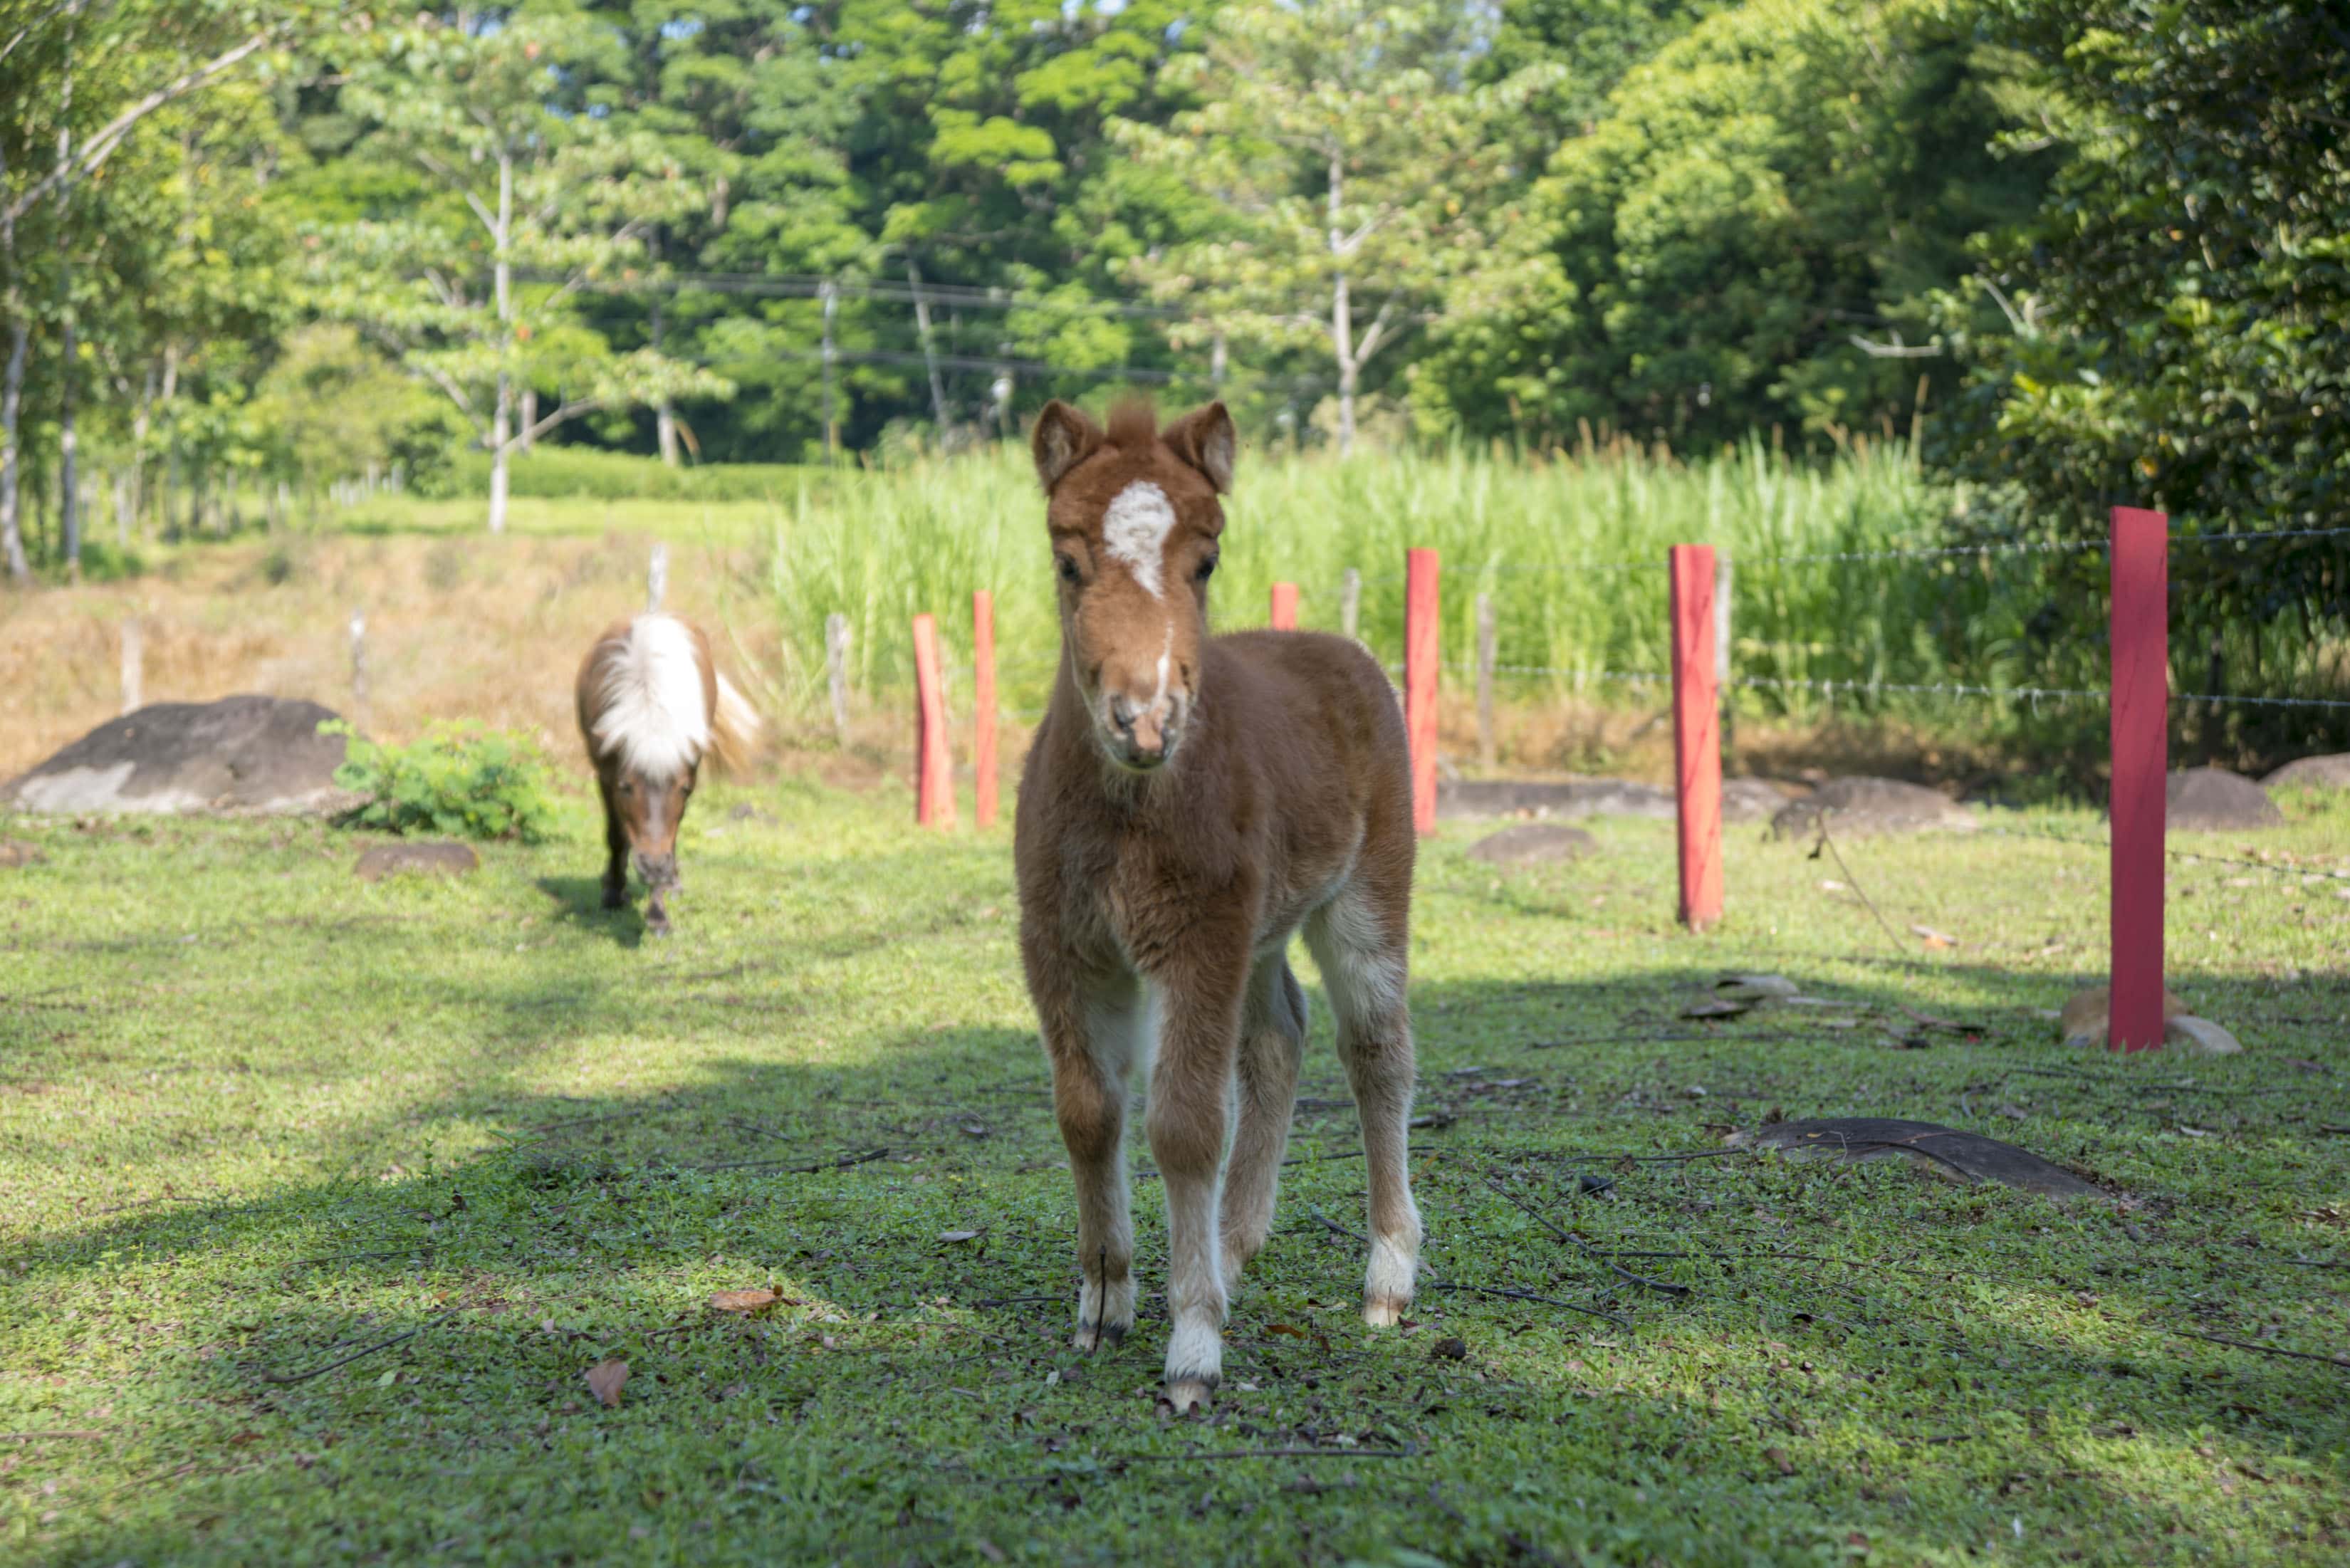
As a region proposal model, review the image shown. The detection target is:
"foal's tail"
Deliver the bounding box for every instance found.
[706,671,763,778]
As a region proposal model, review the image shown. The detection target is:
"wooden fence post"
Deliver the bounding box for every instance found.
[1475,591,1497,768]
[1340,568,1361,642]
[973,590,998,829]
[912,612,955,829]
[1714,553,1734,764]
[2109,506,2169,1050]
[1668,545,1723,930]
[825,613,852,748]
[348,610,370,729]
[1269,580,1299,630]
[1404,548,1441,835]
[120,615,142,715]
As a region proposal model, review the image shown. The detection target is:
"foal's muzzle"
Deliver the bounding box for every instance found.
[1100,689,1188,771]
[632,851,680,892]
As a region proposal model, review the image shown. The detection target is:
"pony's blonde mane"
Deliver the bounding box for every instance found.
[590,614,712,780]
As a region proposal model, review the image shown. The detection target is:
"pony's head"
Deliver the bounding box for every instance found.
[585,615,715,893]
[1030,398,1236,773]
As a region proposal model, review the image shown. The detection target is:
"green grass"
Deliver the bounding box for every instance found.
[4,780,2349,1564]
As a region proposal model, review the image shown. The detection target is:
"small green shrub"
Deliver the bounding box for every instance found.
[321,720,558,843]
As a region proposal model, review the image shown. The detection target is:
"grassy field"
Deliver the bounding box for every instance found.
[4,780,2349,1565]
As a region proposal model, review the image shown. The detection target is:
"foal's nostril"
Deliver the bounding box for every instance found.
[1109,695,1139,733]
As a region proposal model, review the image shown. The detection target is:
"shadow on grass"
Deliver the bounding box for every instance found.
[10,946,2350,1563]
[535,874,652,948]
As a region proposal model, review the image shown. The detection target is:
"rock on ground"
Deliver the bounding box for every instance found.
[355,841,480,881]
[1768,776,1975,840]
[1466,823,1596,867]
[2166,766,2282,830]
[1730,1117,2106,1201]
[1,696,354,816]
[1440,775,1799,824]
[2262,753,2350,792]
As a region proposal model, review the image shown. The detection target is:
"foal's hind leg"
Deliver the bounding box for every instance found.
[1304,882,1421,1327]
[1220,953,1306,1295]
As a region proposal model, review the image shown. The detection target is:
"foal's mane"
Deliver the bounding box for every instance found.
[1105,397,1157,452]
[588,615,713,780]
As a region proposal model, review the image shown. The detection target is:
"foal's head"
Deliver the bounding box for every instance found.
[1031,399,1236,773]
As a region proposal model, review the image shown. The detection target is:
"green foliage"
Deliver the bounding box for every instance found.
[1933,0,2350,758]
[1422,0,2054,451]
[322,719,558,843]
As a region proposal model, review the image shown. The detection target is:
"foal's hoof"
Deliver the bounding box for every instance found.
[1364,1293,1410,1328]
[1161,1376,1217,1416]
[600,886,627,911]
[1072,1320,1127,1353]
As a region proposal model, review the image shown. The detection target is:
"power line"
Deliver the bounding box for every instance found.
[537,268,1195,322]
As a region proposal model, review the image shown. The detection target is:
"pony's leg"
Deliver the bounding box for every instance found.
[1304,879,1421,1328]
[1147,950,1246,1413]
[1039,965,1144,1352]
[1219,951,1305,1295]
[599,789,629,910]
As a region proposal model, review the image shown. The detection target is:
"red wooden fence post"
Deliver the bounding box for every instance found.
[912,612,955,829]
[2109,507,2169,1050]
[1668,544,1724,930]
[1404,548,1441,835]
[972,590,998,829]
[1270,580,1299,630]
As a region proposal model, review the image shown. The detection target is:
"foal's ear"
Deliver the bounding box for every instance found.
[1162,401,1236,495]
[1031,400,1105,494]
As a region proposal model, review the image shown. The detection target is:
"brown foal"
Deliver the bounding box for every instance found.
[575,612,759,935]
[1014,399,1422,1413]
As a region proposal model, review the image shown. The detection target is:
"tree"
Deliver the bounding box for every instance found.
[1933,0,2350,756]
[1422,0,2052,451]
[1117,1,1541,454]
[322,11,728,531]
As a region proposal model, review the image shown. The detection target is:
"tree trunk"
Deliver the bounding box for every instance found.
[0,321,26,582]
[56,15,78,577]
[652,302,678,466]
[489,148,513,533]
[0,125,26,582]
[1332,272,1358,459]
[519,386,536,453]
[1326,148,1356,458]
[489,388,511,535]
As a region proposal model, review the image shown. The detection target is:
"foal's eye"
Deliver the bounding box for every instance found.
[1195,553,1218,582]
[1056,555,1081,586]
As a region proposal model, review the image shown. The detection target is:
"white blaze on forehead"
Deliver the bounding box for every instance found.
[1100,480,1176,599]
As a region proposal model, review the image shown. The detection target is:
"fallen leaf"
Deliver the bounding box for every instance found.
[974,1541,1007,1564]
[1409,1111,1456,1131]
[1910,924,1960,949]
[937,1229,983,1243]
[1765,1446,1796,1475]
[585,1359,629,1408]
[1265,1323,1310,1339]
[709,1289,779,1314]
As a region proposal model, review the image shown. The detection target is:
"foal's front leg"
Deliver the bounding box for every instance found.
[1147,951,1246,1413]
[1039,966,1144,1351]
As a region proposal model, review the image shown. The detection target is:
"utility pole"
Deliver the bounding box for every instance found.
[907,259,950,434]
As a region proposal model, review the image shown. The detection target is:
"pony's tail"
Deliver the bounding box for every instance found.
[706,672,763,778]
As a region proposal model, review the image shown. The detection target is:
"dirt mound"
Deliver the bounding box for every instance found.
[2265,753,2350,791]
[1768,776,1974,839]
[1466,823,1595,866]
[1,696,354,816]
[1440,775,1797,825]
[2166,766,2281,831]
[355,841,479,881]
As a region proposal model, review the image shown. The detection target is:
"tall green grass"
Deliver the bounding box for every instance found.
[763,437,1983,717]
[758,438,2348,775]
